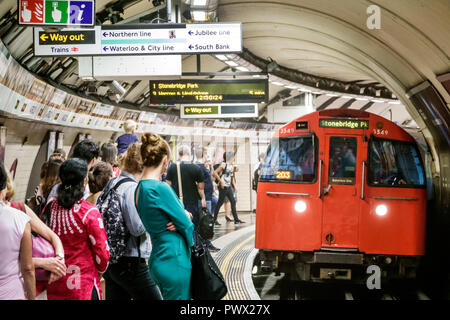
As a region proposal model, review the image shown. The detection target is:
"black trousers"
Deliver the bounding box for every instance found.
[103,257,163,300]
[213,186,239,222]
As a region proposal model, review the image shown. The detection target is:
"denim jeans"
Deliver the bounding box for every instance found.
[103,257,163,300]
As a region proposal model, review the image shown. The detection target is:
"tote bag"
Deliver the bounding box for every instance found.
[190,231,227,300]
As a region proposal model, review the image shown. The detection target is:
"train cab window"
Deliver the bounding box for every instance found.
[368,139,425,187]
[260,136,316,183]
[328,137,357,184]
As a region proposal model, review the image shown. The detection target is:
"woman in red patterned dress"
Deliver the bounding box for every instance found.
[44,158,110,300]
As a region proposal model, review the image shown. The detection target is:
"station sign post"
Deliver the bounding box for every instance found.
[19,0,95,26]
[33,23,242,56]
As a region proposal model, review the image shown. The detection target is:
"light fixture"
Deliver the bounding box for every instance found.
[191,10,207,21]
[355,97,369,101]
[388,101,401,105]
[343,95,354,99]
[271,81,284,86]
[192,0,208,5]
[225,60,238,67]
[236,66,249,71]
[215,54,228,61]
[294,200,307,213]
[371,99,385,103]
[375,204,388,216]
[326,93,338,97]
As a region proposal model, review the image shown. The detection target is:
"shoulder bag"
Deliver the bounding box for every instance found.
[190,231,228,300]
[11,201,55,281]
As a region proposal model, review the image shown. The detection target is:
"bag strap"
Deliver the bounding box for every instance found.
[112,177,135,192]
[176,162,184,203]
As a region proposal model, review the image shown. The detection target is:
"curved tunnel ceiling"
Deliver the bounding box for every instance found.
[0,0,448,128]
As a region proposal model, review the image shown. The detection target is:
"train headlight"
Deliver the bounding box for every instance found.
[375,204,388,216]
[294,200,307,213]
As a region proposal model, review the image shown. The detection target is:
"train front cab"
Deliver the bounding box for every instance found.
[255,110,427,284]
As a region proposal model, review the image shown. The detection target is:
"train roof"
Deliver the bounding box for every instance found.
[275,109,416,143]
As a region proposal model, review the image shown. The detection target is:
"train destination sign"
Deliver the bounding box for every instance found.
[19,0,95,26]
[180,103,258,119]
[33,23,242,56]
[319,119,369,129]
[150,79,268,104]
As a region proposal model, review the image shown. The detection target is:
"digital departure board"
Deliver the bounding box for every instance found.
[319,119,369,129]
[149,79,268,104]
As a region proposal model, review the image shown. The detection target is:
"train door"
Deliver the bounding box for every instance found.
[321,135,363,249]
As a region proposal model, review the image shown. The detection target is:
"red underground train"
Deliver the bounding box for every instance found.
[255,109,427,285]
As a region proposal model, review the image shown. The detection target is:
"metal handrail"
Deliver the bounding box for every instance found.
[361,161,366,199]
[266,192,310,196]
[373,196,418,201]
[318,159,323,198]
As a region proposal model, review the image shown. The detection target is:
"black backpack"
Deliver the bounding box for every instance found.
[199,207,214,240]
[96,177,134,264]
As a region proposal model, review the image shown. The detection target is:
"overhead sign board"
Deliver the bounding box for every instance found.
[33,23,242,56]
[149,79,268,104]
[34,26,101,55]
[181,103,258,119]
[19,0,95,26]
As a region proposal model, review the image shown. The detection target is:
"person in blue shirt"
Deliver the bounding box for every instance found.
[116,119,139,155]
[195,147,220,252]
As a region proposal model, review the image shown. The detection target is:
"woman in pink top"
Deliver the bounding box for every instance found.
[44,158,110,300]
[0,162,35,300]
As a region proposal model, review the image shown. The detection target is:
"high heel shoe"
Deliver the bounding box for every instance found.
[225,216,233,222]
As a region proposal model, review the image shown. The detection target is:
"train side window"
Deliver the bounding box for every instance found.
[368,139,425,187]
[328,137,357,185]
[260,136,316,183]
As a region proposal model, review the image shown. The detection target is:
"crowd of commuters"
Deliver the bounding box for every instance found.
[0,119,246,300]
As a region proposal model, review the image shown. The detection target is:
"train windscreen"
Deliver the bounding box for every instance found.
[260,136,315,183]
[368,138,425,187]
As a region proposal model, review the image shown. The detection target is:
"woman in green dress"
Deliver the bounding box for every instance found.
[135,132,194,300]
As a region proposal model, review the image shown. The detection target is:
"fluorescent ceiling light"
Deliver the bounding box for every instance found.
[191,10,207,21]
[225,60,238,67]
[371,99,385,103]
[271,82,284,86]
[285,85,298,89]
[215,55,228,61]
[236,66,248,71]
[326,93,338,97]
[312,91,322,94]
[192,0,208,5]
[342,95,354,99]
[226,54,236,59]
[298,88,311,92]
[388,101,401,105]
[355,97,369,101]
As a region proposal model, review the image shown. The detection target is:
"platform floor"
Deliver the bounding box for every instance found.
[210,212,260,300]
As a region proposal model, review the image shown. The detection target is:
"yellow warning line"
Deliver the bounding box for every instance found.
[219,234,255,300]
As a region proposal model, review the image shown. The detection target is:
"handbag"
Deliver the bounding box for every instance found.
[11,201,55,281]
[190,231,227,300]
[32,235,55,281]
